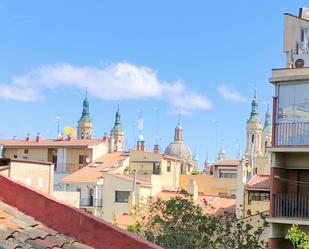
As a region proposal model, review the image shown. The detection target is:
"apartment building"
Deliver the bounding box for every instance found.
[268,7,309,248]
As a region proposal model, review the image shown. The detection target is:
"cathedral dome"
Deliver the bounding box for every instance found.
[164,141,192,160]
[164,120,192,160]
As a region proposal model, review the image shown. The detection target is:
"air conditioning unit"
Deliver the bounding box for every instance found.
[293,54,309,68]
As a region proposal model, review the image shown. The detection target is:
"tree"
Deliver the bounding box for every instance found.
[286,224,309,249]
[128,192,268,249]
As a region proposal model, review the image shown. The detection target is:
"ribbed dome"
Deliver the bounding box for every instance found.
[164,141,192,160]
[164,118,192,160]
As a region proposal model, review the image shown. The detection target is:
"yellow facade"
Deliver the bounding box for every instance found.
[0,160,54,194]
[180,174,237,196]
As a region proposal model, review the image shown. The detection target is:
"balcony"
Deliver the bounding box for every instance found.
[272,194,309,219]
[80,198,103,207]
[275,122,309,146]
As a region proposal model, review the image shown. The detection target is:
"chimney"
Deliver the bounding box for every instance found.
[68,134,73,141]
[57,133,65,141]
[36,132,41,143]
[140,141,146,152]
[187,180,198,202]
[26,134,31,142]
[12,136,16,140]
[299,7,309,20]
[136,141,140,151]
[153,144,160,154]
[103,133,108,141]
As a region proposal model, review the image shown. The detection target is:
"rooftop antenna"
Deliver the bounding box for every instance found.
[55,117,61,136]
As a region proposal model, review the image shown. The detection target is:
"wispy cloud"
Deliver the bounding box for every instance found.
[0,62,211,114]
[217,85,247,103]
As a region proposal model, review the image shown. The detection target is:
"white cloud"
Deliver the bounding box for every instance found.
[0,62,211,114]
[217,85,247,103]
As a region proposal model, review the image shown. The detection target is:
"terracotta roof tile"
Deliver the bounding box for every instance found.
[245,175,270,190]
[0,201,93,249]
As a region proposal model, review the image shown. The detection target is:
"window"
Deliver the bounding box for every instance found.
[115,191,130,203]
[167,161,171,172]
[25,177,31,186]
[248,191,270,204]
[24,149,29,154]
[152,163,161,175]
[38,178,44,187]
[219,172,237,179]
[278,82,309,123]
[209,166,214,176]
[79,155,86,164]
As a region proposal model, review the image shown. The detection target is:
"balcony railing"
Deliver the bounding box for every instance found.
[272,194,309,219]
[275,122,309,146]
[80,198,103,207]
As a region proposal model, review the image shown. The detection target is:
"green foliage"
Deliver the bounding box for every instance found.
[128,195,268,249]
[286,225,309,249]
[191,167,200,175]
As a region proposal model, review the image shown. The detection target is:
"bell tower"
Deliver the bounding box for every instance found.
[109,105,125,152]
[245,91,263,158]
[77,92,93,139]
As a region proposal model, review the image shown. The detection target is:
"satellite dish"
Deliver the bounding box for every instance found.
[64,126,76,137]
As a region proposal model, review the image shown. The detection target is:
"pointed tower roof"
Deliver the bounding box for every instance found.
[112,104,123,132]
[79,91,91,122]
[218,144,226,161]
[247,90,262,124]
[263,104,272,134]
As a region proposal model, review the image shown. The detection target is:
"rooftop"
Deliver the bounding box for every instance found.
[213,159,240,166]
[60,152,128,184]
[0,139,107,148]
[245,175,270,191]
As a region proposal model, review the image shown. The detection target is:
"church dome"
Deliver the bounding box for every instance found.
[164,141,192,160]
[164,119,192,160]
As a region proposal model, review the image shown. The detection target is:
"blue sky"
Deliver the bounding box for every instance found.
[0,1,307,168]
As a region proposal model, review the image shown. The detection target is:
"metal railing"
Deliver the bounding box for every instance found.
[80,198,103,207]
[275,122,309,146]
[272,194,309,219]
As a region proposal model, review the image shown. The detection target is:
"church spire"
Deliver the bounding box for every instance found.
[112,104,122,132]
[80,90,91,122]
[248,90,261,124]
[263,104,272,133]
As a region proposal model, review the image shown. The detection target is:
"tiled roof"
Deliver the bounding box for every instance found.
[0,201,93,249]
[0,139,106,148]
[213,159,240,166]
[103,172,151,187]
[245,175,270,190]
[60,152,128,184]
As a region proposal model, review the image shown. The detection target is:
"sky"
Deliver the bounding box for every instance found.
[0,1,307,169]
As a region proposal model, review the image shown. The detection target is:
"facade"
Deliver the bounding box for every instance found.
[268,8,309,248]
[0,158,54,194]
[77,95,93,139]
[60,152,129,216]
[0,137,109,191]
